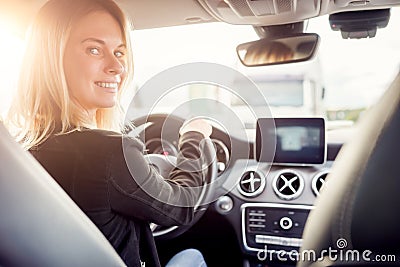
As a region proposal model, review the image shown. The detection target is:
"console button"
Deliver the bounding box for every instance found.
[279,217,293,230]
[255,235,282,245]
[289,238,303,247]
[280,237,291,246]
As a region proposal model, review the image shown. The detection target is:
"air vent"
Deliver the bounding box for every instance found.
[273,170,304,200]
[238,171,266,197]
[312,171,329,196]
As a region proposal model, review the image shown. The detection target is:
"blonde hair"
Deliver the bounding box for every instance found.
[7,0,134,149]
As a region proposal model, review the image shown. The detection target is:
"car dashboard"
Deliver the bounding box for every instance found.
[133,114,343,267]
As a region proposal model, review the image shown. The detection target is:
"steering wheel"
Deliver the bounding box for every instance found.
[128,114,218,240]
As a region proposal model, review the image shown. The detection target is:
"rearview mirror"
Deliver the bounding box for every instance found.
[237,33,320,67]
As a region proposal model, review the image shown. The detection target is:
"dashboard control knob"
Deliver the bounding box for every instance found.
[215,196,233,213]
[279,217,293,230]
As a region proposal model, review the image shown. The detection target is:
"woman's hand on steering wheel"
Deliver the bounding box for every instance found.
[179,118,212,138]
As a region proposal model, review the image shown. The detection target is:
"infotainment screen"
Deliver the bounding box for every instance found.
[256,118,326,165]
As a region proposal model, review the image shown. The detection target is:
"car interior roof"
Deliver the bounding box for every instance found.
[2,0,400,35]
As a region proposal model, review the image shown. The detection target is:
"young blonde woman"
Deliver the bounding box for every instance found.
[7,0,211,266]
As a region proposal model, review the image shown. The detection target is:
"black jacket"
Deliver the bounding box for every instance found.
[30,128,205,267]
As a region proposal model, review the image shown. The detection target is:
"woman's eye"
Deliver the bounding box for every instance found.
[88,47,100,55]
[115,51,125,58]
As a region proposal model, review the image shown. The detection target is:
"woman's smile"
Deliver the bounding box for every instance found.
[94,81,120,93]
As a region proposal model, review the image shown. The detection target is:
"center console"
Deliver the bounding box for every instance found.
[242,203,312,253]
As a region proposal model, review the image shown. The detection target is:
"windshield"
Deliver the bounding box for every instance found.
[1,8,400,135]
[127,9,400,128]
[231,79,304,107]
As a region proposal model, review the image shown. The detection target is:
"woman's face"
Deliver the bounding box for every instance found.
[63,11,126,116]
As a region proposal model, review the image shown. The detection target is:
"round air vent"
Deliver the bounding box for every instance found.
[237,170,265,197]
[312,171,329,196]
[273,170,304,200]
